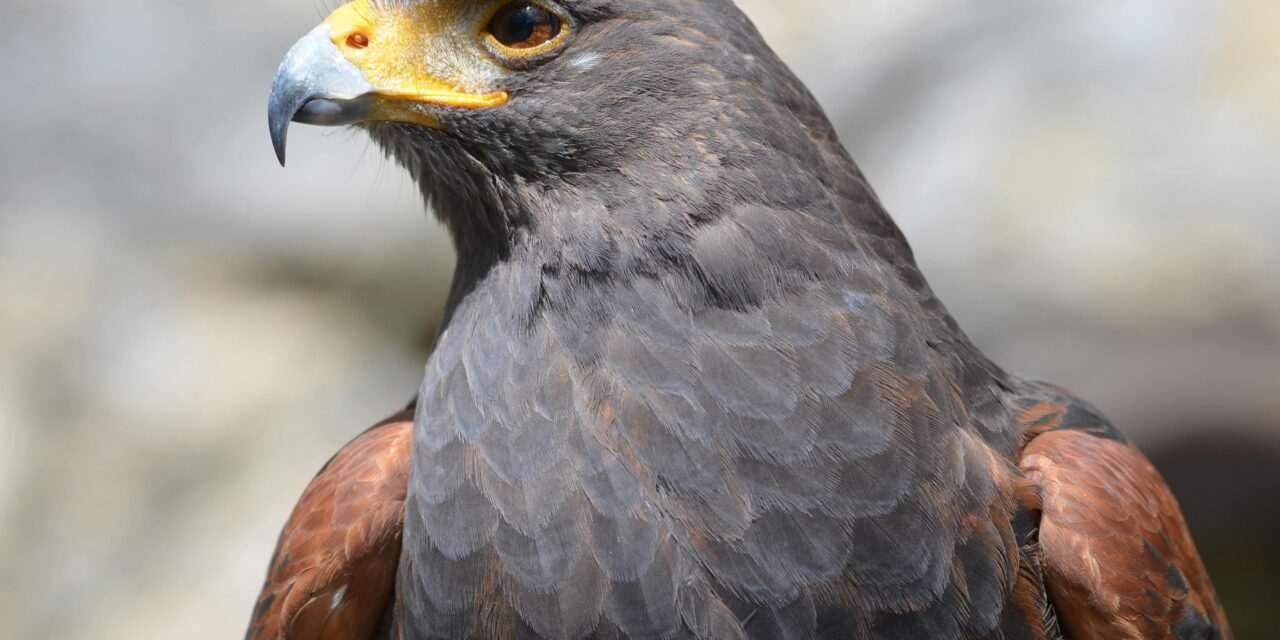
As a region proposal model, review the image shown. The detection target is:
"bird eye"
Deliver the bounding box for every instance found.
[486,3,562,51]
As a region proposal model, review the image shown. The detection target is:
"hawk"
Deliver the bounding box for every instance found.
[250,1,1230,638]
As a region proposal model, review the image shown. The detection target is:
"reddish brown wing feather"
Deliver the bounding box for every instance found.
[1021,428,1230,639]
[247,411,413,640]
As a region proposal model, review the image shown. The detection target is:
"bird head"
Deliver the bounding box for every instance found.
[270,0,854,262]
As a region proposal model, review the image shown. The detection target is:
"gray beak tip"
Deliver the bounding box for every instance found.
[268,65,304,167]
[270,118,289,167]
[268,71,298,167]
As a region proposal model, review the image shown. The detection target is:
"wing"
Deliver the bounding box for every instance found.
[246,410,413,640]
[1018,400,1230,640]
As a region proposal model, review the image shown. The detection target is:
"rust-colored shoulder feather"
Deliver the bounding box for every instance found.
[1019,407,1229,640]
[247,411,413,640]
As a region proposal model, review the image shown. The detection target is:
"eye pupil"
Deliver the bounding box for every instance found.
[488,3,561,50]
[505,7,539,43]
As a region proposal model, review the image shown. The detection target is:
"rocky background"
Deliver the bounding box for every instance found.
[1,0,1277,637]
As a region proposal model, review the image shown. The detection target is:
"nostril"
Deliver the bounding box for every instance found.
[346,32,369,49]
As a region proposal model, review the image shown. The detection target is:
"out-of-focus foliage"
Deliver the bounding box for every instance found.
[1,0,1276,638]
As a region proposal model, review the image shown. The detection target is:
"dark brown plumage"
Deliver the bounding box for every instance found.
[248,411,412,639]
[1018,397,1229,639]
[255,0,1230,638]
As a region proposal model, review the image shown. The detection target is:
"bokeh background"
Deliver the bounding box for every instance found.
[2,0,1277,637]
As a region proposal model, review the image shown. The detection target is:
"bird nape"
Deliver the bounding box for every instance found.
[250,1,1231,639]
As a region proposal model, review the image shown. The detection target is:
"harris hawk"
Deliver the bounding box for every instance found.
[250,0,1231,638]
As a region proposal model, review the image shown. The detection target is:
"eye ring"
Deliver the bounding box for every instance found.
[481,2,570,63]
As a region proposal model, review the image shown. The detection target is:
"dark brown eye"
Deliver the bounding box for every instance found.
[487,3,561,50]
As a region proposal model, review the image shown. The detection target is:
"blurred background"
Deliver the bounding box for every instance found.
[1,0,1277,637]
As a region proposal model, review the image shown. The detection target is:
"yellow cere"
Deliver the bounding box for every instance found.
[324,0,509,113]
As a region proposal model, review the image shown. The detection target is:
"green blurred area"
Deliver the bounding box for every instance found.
[1,0,1277,638]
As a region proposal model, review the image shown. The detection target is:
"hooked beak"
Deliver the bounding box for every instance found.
[268,24,374,166]
[268,1,509,166]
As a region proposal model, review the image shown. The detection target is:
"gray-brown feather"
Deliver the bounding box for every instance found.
[376,0,1065,638]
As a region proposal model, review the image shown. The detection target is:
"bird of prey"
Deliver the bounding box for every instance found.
[250,1,1230,638]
